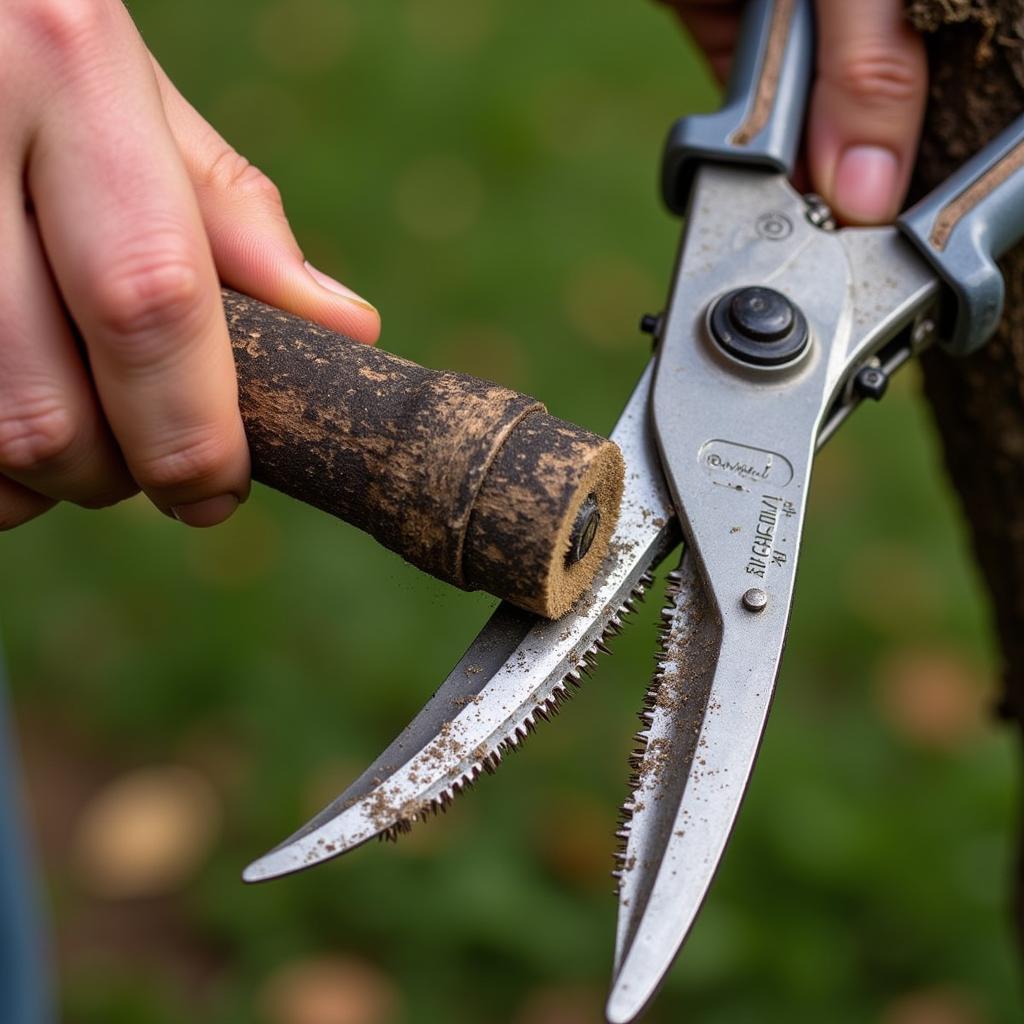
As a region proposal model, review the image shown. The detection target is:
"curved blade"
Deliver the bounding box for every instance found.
[244,361,677,883]
[605,545,792,1023]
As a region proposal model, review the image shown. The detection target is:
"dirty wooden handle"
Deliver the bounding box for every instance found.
[224,289,624,618]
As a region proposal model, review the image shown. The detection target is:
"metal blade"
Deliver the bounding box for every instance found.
[601,166,942,1021]
[243,360,678,883]
[606,546,787,1024]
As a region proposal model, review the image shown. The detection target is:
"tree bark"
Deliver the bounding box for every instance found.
[222,289,624,618]
[905,0,1024,942]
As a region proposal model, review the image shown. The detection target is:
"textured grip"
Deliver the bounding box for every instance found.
[661,0,813,213]
[898,113,1024,355]
[224,289,623,618]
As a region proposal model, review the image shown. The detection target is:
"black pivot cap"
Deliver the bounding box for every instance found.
[709,286,809,366]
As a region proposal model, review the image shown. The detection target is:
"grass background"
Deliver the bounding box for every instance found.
[0,0,1021,1021]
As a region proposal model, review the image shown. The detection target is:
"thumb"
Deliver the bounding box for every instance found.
[808,0,928,225]
[151,59,380,344]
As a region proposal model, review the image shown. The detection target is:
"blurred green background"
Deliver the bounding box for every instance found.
[1,0,1021,1022]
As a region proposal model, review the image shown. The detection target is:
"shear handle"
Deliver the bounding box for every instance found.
[898,113,1024,355]
[661,0,814,213]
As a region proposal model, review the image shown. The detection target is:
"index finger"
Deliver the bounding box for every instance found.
[25,1,248,525]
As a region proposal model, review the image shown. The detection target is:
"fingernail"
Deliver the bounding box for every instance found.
[833,145,901,224]
[171,494,239,528]
[304,261,377,311]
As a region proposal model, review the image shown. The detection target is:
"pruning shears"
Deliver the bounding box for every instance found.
[240,1,1024,1019]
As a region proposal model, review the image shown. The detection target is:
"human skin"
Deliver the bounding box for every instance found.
[664,0,928,225]
[0,0,380,532]
[0,0,926,533]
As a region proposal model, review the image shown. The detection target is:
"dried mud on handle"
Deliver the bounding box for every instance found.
[222,289,625,617]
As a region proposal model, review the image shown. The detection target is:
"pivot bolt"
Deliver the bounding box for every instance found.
[728,288,794,342]
[709,286,809,367]
[742,587,768,613]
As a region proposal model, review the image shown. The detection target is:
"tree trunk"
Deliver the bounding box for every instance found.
[905,0,1024,942]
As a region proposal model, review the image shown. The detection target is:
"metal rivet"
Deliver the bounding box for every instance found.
[639,312,663,335]
[566,494,600,567]
[854,365,888,401]
[803,193,836,231]
[741,588,768,613]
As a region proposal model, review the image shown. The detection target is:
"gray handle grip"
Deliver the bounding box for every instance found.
[661,0,814,214]
[898,114,1024,355]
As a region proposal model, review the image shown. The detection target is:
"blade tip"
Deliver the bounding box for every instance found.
[242,848,303,884]
[605,990,641,1024]
[241,858,276,884]
[606,969,658,1024]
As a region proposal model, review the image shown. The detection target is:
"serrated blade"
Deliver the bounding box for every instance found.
[605,541,793,1024]
[243,360,677,883]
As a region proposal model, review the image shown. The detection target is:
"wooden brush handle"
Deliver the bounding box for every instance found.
[224,290,623,618]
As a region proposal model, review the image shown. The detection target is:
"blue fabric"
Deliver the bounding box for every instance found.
[0,652,54,1024]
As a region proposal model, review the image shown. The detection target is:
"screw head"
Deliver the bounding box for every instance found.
[727,287,795,342]
[741,587,768,613]
[854,365,888,401]
[639,312,662,335]
[709,287,809,367]
[803,193,836,231]
[566,494,600,567]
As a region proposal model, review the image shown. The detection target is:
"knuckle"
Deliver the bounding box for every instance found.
[0,399,79,472]
[134,431,237,493]
[831,50,922,107]
[204,149,283,208]
[92,246,204,352]
[18,0,105,55]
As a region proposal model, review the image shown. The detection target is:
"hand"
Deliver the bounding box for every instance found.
[0,0,379,531]
[663,0,928,225]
